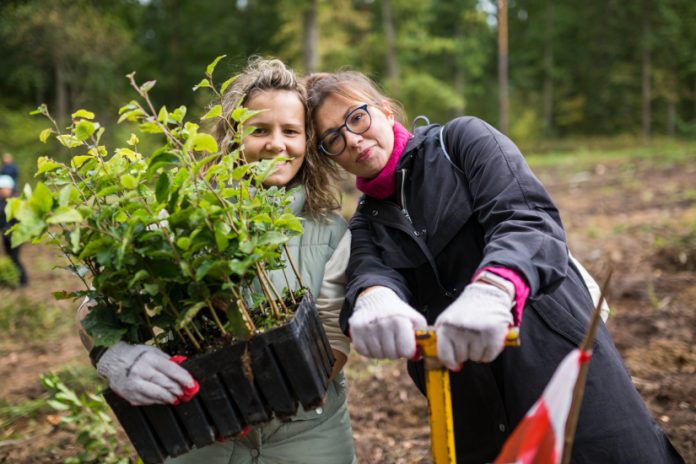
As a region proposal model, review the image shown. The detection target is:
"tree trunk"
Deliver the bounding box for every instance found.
[303,0,319,73]
[641,15,651,138]
[381,0,399,93]
[497,0,509,134]
[454,19,466,116]
[542,0,554,136]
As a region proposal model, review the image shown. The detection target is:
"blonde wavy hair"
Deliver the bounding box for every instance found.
[212,57,342,217]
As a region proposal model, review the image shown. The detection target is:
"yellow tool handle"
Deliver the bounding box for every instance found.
[415,327,520,464]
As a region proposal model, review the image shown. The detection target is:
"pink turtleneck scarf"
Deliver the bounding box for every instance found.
[355,121,411,200]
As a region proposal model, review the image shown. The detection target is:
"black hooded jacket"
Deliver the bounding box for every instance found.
[341,117,682,463]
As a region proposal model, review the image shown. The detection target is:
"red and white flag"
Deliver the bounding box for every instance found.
[493,348,592,464]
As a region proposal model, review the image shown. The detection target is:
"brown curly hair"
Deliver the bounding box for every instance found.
[212,57,342,218]
[304,70,407,130]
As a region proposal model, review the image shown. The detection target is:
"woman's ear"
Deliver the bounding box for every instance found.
[381,103,395,127]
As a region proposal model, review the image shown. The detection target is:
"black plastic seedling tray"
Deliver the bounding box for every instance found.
[103,294,335,463]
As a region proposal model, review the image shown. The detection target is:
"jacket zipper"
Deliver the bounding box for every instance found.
[400,168,414,225]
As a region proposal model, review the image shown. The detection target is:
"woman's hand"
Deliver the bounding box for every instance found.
[96,342,197,406]
[434,282,514,370]
[349,286,427,359]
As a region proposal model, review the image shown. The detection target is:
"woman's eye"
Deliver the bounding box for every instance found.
[251,127,267,135]
[326,134,340,147]
[350,112,365,124]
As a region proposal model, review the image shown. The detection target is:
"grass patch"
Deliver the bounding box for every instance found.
[524,137,696,171]
[0,292,74,346]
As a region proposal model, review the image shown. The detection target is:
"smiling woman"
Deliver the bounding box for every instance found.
[242,90,306,186]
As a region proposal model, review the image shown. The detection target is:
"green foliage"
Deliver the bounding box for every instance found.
[41,372,137,464]
[397,73,464,124]
[9,57,305,354]
[0,256,20,288]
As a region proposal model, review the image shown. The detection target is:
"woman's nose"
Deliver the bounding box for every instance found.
[266,132,285,152]
[343,129,363,148]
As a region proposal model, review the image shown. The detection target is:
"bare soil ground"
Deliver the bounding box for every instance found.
[1,153,694,463]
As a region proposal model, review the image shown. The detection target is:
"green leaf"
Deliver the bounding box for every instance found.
[56,134,83,148]
[128,270,149,288]
[71,155,94,168]
[127,133,139,146]
[118,100,138,115]
[30,104,47,116]
[47,207,83,224]
[36,157,63,176]
[275,212,304,233]
[206,54,226,75]
[171,106,187,123]
[220,75,238,94]
[157,106,169,124]
[74,120,96,141]
[31,182,53,214]
[58,185,76,207]
[176,237,191,250]
[214,221,230,251]
[72,109,95,120]
[192,78,211,91]
[143,283,159,295]
[70,228,81,253]
[201,104,222,120]
[115,148,141,162]
[190,133,218,152]
[140,80,156,92]
[155,173,171,203]
[39,128,52,143]
[176,302,207,330]
[138,121,162,134]
[117,108,146,124]
[228,258,249,276]
[258,231,288,246]
[121,174,138,189]
[193,153,218,176]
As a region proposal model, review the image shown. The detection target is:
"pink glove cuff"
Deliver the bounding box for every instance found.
[475,267,530,326]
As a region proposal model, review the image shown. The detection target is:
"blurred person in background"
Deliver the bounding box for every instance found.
[0,174,27,286]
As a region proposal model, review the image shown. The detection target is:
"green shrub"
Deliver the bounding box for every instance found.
[41,372,136,464]
[0,256,20,287]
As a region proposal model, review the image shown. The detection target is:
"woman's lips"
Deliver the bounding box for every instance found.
[357,147,372,162]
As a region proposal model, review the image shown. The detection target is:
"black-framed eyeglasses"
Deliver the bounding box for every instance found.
[318,104,372,156]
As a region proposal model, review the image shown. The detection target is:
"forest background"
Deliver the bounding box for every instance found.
[2,0,696,183]
[0,0,695,463]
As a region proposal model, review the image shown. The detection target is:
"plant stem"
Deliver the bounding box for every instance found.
[229,283,256,332]
[259,262,290,315]
[255,263,280,319]
[205,300,227,334]
[181,326,201,351]
[283,243,305,289]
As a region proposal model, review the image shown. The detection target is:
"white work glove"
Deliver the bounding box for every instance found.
[96,342,196,406]
[349,286,427,359]
[435,282,514,370]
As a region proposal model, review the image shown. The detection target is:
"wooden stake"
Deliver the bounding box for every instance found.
[560,269,613,464]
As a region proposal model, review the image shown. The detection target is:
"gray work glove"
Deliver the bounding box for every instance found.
[96,342,196,406]
[349,286,427,359]
[435,282,514,370]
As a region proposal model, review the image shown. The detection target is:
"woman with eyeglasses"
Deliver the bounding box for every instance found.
[304,71,684,463]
